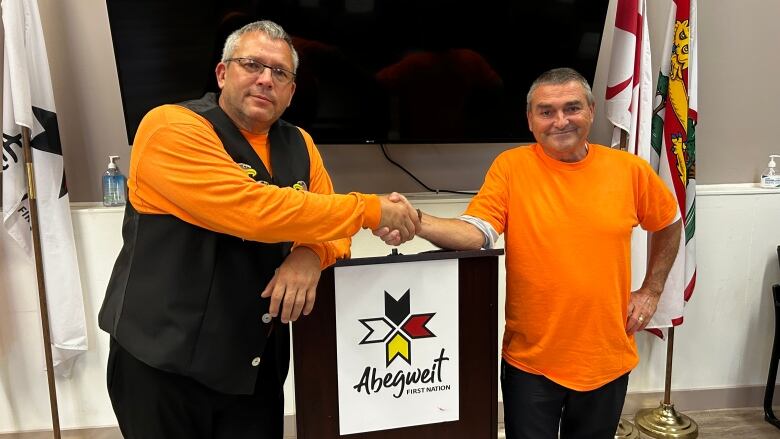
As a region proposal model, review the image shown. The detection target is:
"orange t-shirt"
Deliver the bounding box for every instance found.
[128,104,381,268]
[465,144,678,391]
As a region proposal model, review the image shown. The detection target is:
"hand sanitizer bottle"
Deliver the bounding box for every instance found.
[102,155,127,206]
[760,155,780,188]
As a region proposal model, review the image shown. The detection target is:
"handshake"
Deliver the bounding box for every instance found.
[374,192,422,246]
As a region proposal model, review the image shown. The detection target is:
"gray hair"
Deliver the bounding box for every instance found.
[221,20,299,73]
[526,67,594,112]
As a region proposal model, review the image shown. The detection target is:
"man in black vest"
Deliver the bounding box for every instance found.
[99,20,419,439]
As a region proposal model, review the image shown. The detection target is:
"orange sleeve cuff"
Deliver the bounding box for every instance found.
[291,242,328,268]
[360,194,381,230]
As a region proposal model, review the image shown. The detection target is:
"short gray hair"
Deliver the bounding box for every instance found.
[221,20,299,73]
[526,67,594,112]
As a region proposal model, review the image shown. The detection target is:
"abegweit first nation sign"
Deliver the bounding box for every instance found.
[334,259,460,435]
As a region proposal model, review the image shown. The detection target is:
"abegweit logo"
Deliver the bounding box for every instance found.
[353,289,450,398]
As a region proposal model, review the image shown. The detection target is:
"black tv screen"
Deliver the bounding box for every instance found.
[107,0,609,145]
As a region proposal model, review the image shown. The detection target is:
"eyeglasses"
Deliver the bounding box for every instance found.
[225,57,296,85]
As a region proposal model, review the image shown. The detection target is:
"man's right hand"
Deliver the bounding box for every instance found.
[377,192,420,245]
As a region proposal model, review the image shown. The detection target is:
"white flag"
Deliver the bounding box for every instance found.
[2,0,87,375]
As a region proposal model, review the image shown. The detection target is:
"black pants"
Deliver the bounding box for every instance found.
[501,360,628,439]
[107,337,285,439]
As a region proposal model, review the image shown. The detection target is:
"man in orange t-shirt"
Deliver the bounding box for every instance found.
[99,21,419,439]
[378,68,681,438]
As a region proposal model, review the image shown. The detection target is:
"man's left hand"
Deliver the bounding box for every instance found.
[260,247,322,323]
[625,287,661,335]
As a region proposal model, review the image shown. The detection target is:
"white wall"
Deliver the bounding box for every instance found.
[1,187,779,433]
[0,209,120,431]
[3,0,778,202]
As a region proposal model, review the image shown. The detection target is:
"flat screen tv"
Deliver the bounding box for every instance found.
[107,0,610,145]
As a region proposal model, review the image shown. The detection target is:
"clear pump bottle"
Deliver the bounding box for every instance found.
[760,154,780,188]
[102,155,127,206]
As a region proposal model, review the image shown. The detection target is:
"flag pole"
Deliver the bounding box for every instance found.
[20,125,62,439]
[620,120,697,437]
[634,328,698,438]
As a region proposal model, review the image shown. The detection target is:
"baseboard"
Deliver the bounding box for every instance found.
[622,385,776,414]
[0,427,119,438]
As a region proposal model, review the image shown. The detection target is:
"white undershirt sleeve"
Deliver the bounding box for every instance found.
[458,215,499,249]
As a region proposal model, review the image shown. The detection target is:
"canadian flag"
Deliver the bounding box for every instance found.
[605,0,653,160]
[605,0,658,328]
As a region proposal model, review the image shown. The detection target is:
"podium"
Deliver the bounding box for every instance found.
[292,249,503,439]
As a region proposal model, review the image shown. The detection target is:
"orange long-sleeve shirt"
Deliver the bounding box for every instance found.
[128,104,380,268]
[465,144,677,391]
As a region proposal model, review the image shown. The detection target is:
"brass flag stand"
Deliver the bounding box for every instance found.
[615,418,641,439]
[20,126,63,439]
[634,327,698,438]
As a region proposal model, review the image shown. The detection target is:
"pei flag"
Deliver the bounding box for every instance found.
[647,0,697,333]
[2,0,87,374]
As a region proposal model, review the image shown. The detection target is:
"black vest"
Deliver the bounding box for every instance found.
[98,93,310,394]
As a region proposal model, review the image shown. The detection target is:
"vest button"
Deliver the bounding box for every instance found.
[261,313,273,324]
[251,357,261,367]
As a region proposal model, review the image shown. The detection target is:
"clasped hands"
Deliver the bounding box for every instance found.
[373,192,421,246]
[261,192,419,324]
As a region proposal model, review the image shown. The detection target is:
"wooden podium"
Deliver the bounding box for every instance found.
[292,249,503,439]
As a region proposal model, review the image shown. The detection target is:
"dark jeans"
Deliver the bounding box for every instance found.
[107,336,285,439]
[501,359,628,439]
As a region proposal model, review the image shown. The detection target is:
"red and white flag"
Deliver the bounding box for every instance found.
[2,0,87,374]
[605,0,653,160]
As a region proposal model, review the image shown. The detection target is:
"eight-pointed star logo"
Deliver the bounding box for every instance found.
[358,289,436,366]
